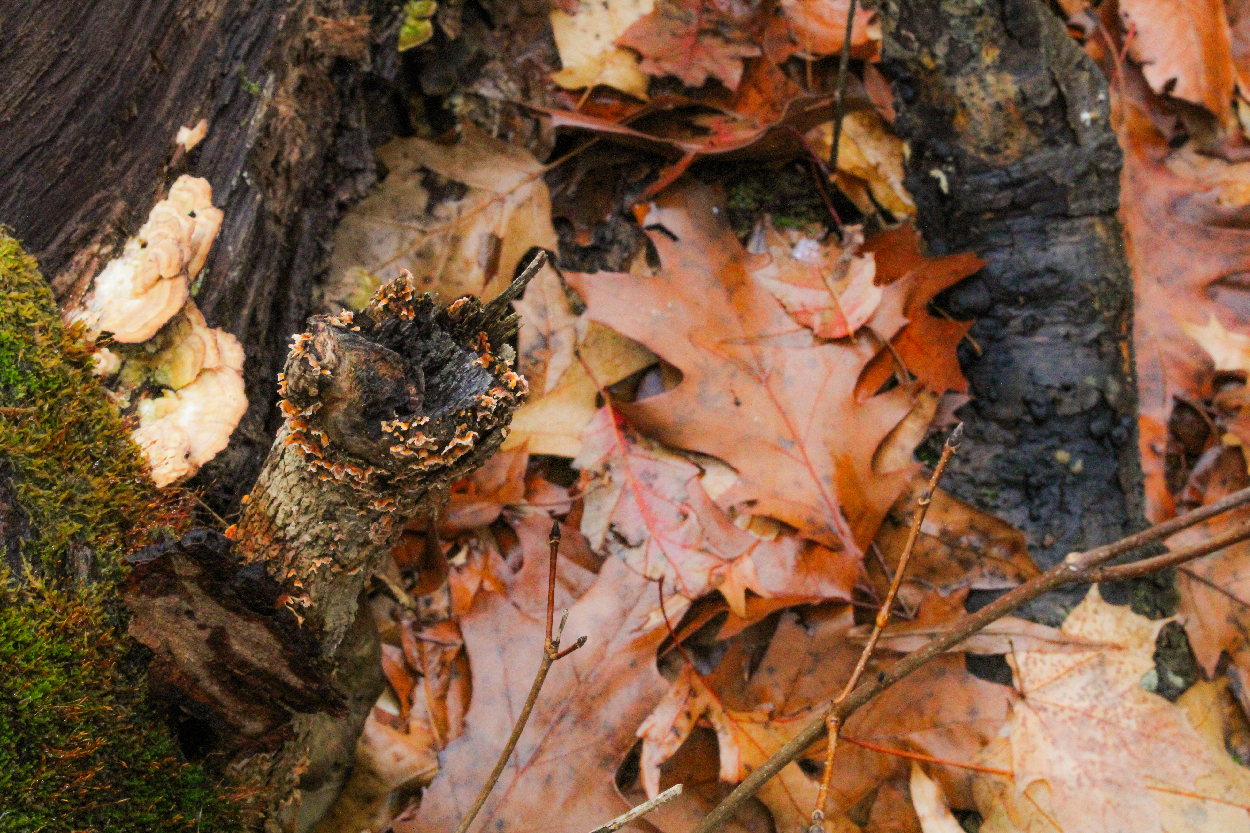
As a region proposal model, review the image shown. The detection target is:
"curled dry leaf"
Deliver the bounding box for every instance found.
[973,586,1250,833]
[551,0,654,99]
[809,109,914,220]
[330,122,559,305]
[575,406,859,616]
[567,180,920,555]
[746,220,882,340]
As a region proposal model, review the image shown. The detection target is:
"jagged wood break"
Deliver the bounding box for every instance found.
[128,254,542,832]
[235,259,534,650]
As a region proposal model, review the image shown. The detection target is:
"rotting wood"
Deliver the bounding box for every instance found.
[874,0,1147,621]
[124,255,544,832]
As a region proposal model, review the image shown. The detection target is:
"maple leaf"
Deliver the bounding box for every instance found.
[856,224,984,398]
[617,0,762,91]
[329,122,558,306]
[973,586,1250,833]
[575,406,859,615]
[567,180,920,555]
[399,521,670,833]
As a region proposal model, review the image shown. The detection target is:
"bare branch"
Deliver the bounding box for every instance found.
[692,486,1250,833]
[811,424,962,827]
[452,521,586,833]
[585,784,684,833]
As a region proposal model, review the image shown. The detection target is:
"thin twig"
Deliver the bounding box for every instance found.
[585,784,684,833]
[452,522,587,833]
[691,486,1250,833]
[810,423,962,829]
[828,0,860,172]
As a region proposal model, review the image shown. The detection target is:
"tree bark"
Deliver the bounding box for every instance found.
[875,0,1150,622]
[0,0,403,516]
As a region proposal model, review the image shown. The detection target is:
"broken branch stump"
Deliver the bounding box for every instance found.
[125,257,541,832]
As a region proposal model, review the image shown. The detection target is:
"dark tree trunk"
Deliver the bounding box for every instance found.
[0,0,403,517]
[876,0,1152,622]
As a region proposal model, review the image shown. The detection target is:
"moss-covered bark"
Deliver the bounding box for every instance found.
[0,229,243,832]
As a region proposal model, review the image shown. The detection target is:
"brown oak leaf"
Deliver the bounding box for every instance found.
[575,406,859,615]
[566,179,920,555]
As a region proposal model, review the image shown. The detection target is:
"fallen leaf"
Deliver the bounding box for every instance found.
[551,0,655,99]
[909,762,963,833]
[973,586,1250,833]
[575,406,859,615]
[400,543,670,833]
[746,220,882,340]
[857,225,983,398]
[1117,98,1250,518]
[567,179,920,554]
[330,122,558,304]
[854,588,1107,656]
[617,0,762,91]
[637,663,861,833]
[443,446,530,534]
[773,0,880,61]
[809,110,915,219]
[640,606,1015,829]
[513,260,589,396]
[868,474,1040,613]
[504,319,657,457]
[1119,0,1240,129]
[314,696,441,833]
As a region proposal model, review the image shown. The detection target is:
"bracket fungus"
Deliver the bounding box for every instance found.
[75,175,245,487]
[77,175,222,343]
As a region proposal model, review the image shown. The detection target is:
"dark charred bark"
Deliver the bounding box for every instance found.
[874,0,1151,622]
[0,0,404,518]
[123,264,537,831]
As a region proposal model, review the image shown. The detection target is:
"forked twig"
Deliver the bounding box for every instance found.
[585,784,684,833]
[452,522,587,833]
[810,423,962,830]
[692,484,1250,833]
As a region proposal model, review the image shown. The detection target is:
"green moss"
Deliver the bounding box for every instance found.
[0,230,243,832]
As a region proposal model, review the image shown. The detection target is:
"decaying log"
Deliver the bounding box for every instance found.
[874,0,1149,621]
[124,257,540,831]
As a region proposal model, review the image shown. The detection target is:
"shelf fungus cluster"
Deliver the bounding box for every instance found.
[72,175,247,487]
